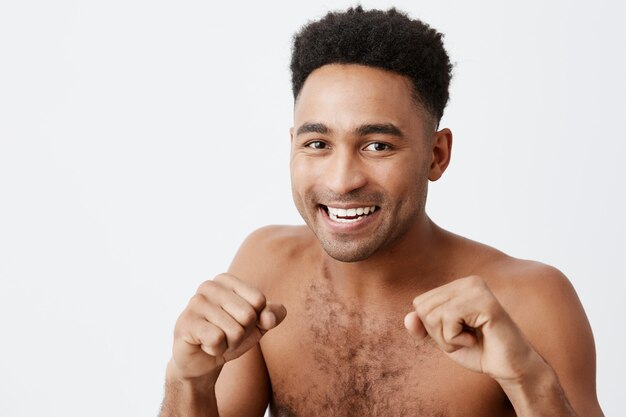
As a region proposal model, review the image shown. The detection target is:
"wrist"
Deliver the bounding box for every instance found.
[497,352,574,416]
[496,349,552,390]
[166,359,222,391]
[161,360,222,417]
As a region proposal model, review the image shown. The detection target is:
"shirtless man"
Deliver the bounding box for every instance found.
[159,7,604,417]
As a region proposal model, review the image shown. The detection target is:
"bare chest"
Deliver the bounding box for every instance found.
[262,279,512,417]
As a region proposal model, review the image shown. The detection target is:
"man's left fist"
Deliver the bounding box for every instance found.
[404,275,541,383]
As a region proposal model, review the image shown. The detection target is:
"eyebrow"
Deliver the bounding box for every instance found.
[355,123,403,137]
[296,122,404,138]
[296,123,330,136]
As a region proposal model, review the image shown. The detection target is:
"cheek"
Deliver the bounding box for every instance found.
[290,156,318,189]
[374,160,424,194]
[290,156,303,182]
[290,158,316,206]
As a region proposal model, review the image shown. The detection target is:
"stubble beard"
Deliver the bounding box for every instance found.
[294,187,427,263]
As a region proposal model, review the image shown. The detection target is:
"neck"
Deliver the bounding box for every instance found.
[321,214,450,303]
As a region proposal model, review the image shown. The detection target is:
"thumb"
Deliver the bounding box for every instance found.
[404,311,428,341]
[257,302,287,332]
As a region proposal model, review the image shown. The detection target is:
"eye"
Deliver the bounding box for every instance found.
[306,140,327,150]
[364,142,391,152]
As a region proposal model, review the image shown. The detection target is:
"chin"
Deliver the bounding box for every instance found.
[319,240,379,263]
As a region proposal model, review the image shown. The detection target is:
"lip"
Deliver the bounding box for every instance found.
[322,203,377,210]
[318,204,380,233]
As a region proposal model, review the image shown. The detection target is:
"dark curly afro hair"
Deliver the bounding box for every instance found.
[291,6,452,124]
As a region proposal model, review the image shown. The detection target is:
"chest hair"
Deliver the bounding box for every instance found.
[271,278,450,417]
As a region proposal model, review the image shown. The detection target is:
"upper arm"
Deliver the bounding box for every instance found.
[506,265,604,416]
[212,226,289,417]
[214,344,270,417]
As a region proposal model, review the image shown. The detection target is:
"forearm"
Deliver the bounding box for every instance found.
[499,353,577,417]
[159,360,221,417]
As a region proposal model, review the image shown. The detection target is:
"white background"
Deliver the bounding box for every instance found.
[1,0,624,416]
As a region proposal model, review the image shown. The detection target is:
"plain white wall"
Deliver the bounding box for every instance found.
[1,1,624,416]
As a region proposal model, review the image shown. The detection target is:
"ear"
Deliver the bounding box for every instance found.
[428,128,453,181]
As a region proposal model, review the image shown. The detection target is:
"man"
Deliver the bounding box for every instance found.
[159,7,604,417]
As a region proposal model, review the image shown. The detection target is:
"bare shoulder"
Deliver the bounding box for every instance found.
[234,224,315,254]
[459,239,587,335]
[444,232,579,313]
[468,242,601,414]
[227,225,317,292]
[476,251,585,327]
[479,253,574,300]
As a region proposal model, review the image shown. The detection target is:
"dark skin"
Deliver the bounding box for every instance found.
[160,64,604,417]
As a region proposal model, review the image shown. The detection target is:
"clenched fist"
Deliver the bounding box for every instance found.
[404,275,540,383]
[169,273,287,382]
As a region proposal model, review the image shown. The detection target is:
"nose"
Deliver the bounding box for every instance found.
[323,148,368,195]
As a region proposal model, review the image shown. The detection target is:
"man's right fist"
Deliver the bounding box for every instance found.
[169,273,287,381]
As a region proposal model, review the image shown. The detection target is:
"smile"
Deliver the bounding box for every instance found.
[322,205,378,223]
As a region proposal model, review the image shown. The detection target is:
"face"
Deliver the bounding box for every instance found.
[290,64,446,262]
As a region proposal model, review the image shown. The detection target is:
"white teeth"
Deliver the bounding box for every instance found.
[329,213,362,223]
[325,205,378,222]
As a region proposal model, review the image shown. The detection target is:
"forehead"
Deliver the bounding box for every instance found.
[294,64,425,132]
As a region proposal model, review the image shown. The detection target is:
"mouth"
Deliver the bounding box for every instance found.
[320,204,379,223]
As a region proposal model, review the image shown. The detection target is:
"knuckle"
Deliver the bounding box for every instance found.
[213,273,231,283]
[174,310,196,337]
[230,326,246,343]
[464,275,483,287]
[200,344,218,356]
[238,306,258,326]
[414,304,427,317]
[197,279,219,294]
[424,313,439,329]
[201,341,224,357]
[250,292,267,311]
[214,273,241,287]
[188,293,206,310]
[204,326,226,347]
[176,308,192,325]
